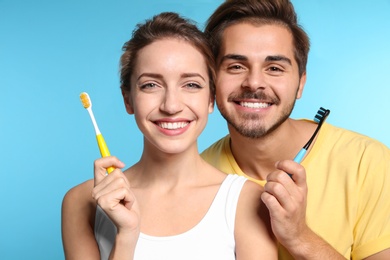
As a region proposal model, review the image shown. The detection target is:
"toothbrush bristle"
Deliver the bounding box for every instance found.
[80,92,91,109]
[314,107,330,123]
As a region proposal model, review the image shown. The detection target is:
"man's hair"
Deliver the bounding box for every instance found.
[120,12,216,95]
[205,0,310,77]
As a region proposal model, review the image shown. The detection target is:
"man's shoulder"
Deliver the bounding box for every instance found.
[326,123,388,147]
[201,135,230,158]
[320,123,390,161]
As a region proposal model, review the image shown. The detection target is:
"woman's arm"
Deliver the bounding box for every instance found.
[235,180,277,259]
[92,157,140,260]
[62,179,100,260]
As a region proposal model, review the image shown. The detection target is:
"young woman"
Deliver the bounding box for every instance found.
[62,12,276,260]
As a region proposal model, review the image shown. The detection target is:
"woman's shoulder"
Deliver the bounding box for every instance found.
[62,179,96,220]
[62,179,101,258]
[235,179,265,226]
[240,179,264,200]
[64,179,94,201]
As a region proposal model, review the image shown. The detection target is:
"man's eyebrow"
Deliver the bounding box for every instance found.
[265,55,292,65]
[219,54,292,65]
[219,54,248,63]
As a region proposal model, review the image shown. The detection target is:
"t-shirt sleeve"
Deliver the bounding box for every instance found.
[352,141,390,259]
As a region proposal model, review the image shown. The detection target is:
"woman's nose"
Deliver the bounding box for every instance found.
[159,88,183,115]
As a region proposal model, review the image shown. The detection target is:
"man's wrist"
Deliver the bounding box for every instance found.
[284,229,345,260]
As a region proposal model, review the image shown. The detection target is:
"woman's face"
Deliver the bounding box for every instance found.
[123,38,214,154]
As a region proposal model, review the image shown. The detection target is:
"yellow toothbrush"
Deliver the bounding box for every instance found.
[80,92,114,174]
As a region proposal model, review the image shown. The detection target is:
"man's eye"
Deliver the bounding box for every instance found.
[224,64,246,74]
[228,65,243,70]
[268,66,283,72]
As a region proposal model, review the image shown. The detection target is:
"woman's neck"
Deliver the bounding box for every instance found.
[126,145,207,189]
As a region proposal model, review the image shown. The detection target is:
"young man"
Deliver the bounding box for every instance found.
[201,0,390,259]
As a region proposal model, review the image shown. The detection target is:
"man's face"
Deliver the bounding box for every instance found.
[216,22,306,138]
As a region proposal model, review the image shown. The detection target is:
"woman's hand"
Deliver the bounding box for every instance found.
[92,157,140,249]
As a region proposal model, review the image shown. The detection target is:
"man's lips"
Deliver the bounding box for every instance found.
[229,91,278,108]
[238,101,271,109]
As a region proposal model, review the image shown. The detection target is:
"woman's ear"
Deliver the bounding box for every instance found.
[208,94,215,114]
[122,89,134,114]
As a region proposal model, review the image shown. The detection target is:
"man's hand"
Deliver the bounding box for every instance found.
[261,160,308,248]
[261,160,345,259]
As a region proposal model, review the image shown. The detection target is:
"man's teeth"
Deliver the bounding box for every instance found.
[159,122,189,129]
[240,102,270,108]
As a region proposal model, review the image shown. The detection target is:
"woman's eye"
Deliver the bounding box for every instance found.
[185,83,202,89]
[140,83,157,89]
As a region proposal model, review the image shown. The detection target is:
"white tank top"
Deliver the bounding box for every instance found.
[94,174,247,260]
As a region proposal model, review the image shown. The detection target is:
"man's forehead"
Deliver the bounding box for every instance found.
[219,23,296,64]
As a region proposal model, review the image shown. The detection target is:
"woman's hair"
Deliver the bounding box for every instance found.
[120,12,216,95]
[205,0,310,77]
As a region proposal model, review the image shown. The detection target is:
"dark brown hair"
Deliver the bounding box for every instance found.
[205,0,310,77]
[120,12,216,95]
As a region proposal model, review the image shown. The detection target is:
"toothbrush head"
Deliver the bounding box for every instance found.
[299,106,331,152]
[314,107,330,124]
[80,92,91,109]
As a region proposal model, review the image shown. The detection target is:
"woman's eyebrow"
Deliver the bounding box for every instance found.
[137,73,163,81]
[181,73,206,81]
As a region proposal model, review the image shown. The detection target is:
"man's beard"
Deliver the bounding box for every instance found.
[217,90,295,139]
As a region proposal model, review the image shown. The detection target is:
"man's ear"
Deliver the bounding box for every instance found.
[122,89,134,114]
[296,72,306,99]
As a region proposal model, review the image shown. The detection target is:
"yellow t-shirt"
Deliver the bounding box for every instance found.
[201,121,390,259]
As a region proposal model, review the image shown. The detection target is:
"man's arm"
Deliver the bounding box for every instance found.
[364,249,390,260]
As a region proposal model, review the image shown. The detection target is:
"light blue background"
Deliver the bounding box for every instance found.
[1,0,389,258]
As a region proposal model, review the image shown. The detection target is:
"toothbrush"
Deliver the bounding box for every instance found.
[80,92,115,174]
[288,107,330,177]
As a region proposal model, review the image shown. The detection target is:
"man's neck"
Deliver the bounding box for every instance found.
[229,118,315,180]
